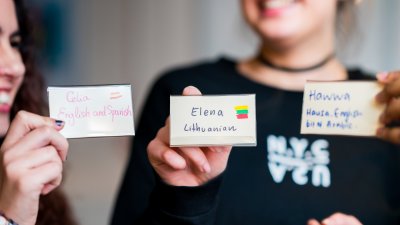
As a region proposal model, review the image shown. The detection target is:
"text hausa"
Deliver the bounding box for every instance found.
[267,135,331,188]
[57,104,133,125]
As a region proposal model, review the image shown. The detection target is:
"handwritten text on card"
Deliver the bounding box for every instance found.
[170,95,256,146]
[48,85,135,138]
[301,81,384,136]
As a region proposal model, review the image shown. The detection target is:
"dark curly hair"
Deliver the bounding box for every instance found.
[12,0,77,224]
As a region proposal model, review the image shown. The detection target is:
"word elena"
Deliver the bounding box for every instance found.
[308,90,351,102]
[184,123,237,133]
[191,107,224,117]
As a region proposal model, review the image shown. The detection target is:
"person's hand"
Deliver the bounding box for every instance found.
[147,86,232,186]
[0,111,68,225]
[376,71,400,144]
[307,213,362,225]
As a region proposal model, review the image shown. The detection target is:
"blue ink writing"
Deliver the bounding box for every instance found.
[184,123,237,133]
[308,90,351,102]
[191,107,224,117]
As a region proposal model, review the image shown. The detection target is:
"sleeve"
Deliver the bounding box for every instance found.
[110,74,222,225]
[110,76,171,225]
[137,175,223,225]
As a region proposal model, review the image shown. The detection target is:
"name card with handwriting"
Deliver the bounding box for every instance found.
[301,81,384,136]
[170,95,257,146]
[48,85,135,138]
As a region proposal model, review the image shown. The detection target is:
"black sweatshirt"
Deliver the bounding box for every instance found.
[111,57,400,225]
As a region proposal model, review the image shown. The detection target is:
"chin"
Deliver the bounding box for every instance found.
[257,22,304,48]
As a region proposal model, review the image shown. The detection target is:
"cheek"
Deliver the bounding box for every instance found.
[307,0,337,24]
[14,51,26,76]
[13,58,26,90]
[241,0,260,25]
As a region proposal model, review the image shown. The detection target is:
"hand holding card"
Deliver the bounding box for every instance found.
[147,86,232,187]
[376,71,400,144]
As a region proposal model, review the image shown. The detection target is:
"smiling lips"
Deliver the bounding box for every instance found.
[263,0,297,9]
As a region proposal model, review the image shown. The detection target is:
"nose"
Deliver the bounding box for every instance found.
[0,41,26,78]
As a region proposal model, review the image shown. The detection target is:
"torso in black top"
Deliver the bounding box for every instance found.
[112,57,400,225]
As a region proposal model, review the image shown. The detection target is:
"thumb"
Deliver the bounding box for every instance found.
[182,86,202,96]
[2,111,65,150]
[307,219,321,225]
[376,72,390,84]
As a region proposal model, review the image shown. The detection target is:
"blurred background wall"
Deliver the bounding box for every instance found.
[25,0,400,224]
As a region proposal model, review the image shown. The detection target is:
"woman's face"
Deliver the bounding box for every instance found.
[242,0,338,48]
[0,0,25,135]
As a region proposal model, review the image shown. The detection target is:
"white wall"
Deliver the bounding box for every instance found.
[43,1,400,225]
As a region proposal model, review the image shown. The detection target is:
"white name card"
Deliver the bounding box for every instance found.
[170,95,257,147]
[48,85,135,138]
[301,81,384,136]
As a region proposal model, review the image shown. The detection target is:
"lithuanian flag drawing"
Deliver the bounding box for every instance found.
[234,105,248,119]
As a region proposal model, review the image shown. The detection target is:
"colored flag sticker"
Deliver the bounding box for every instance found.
[235,105,249,119]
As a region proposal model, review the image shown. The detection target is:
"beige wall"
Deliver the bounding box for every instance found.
[44,1,400,225]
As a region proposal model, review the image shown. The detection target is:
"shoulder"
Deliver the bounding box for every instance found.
[152,57,237,95]
[347,68,375,81]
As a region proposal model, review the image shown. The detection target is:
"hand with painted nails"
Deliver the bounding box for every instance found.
[0,111,68,225]
[307,213,363,225]
[147,86,232,186]
[375,71,400,144]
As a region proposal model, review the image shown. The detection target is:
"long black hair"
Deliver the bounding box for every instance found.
[11,0,46,118]
[12,1,77,224]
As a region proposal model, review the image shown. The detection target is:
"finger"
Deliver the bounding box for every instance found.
[204,146,232,172]
[148,139,186,170]
[377,127,400,145]
[308,219,321,225]
[376,72,390,83]
[376,72,400,103]
[17,159,63,195]
[42,173,63,195]
[379,98,400,124]
[322,213,362,225]
[209,146,232,153]
[28,160,63,195]
[157,124,170,145]
[182,86,202,96]
[178,147,211,173]
[5,146,60,173]
[4,126,68,162]
[2,111,65,149]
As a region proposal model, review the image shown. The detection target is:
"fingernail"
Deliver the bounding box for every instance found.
[377,72,389,81]
[182,86,194,94]
[55,120,65,127]
[203,163,211,173]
